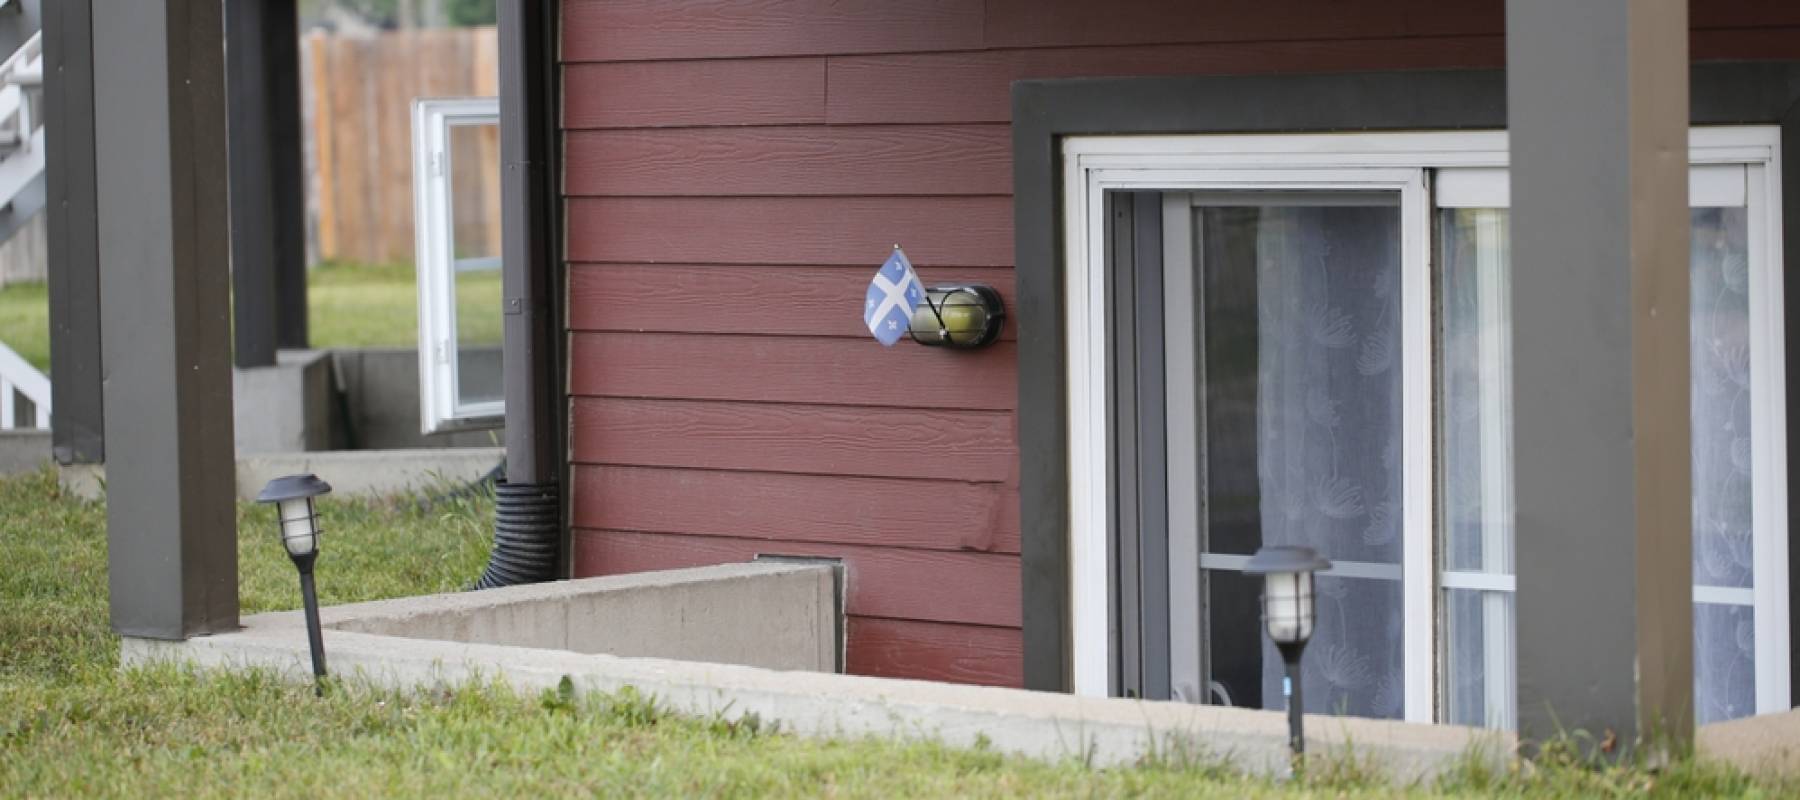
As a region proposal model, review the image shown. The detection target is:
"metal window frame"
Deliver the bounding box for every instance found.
[1011,65,1800,707]
[412,96,503,434]
[1066,158,1433,719]
[1429,130,1789,718]
[1061,127,1786,723]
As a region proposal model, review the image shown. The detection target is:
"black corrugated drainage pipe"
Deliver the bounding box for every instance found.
[474,480,559,589]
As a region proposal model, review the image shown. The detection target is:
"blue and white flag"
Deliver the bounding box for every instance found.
[864,247,924,346]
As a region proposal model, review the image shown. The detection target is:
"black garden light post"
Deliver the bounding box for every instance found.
[1244,545,1332,761]
[256,473,333,694]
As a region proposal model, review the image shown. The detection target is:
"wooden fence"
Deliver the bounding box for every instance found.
[304,27,500,266]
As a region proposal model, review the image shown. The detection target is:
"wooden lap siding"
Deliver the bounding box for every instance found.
[558,0,1800,688]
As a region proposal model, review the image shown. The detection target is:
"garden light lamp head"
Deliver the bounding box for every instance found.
[1244,545,1331,646]
[257,473,332,562]
[256,473,335,692]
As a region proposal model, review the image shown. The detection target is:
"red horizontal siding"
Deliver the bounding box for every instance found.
[560,0,1800,687]
[566,264,1016,339]
[558,39,1508,130]
[566,197,1013,267]
[1693,3,1800,28]
[564,125,1011,197]
[847,618,1024,687]
[561,59,825,129]
[561,0,984,63]
[568,333,1017,411]
[570,397,1017,482]
[984,0,1797,47]
[825,37,1508,126]
[984,0,1417,49]
[1692,27,1800,59]
[574,529,1022,628]
[572,465,1020,554]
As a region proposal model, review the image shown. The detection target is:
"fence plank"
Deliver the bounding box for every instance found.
[304,27,498,265]
[307,33,339,259]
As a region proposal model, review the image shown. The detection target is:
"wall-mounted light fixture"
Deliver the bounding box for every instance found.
[908,285,1005,349]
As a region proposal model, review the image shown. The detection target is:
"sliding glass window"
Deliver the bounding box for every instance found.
[1063,128,1786,728]
[1435,160,1788,726]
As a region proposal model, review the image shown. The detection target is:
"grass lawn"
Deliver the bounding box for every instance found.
[0,278,46,372]
[0,261,500,373]
[0,470,1788,797]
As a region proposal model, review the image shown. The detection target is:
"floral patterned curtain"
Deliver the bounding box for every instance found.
[1245,205,1406,719]
[1691,206,1755,724]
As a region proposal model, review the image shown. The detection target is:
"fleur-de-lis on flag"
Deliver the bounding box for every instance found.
[864,246,924,346]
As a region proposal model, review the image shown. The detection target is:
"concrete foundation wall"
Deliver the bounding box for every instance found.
[226,347,500,453]
[60,446,504,501]
[0,429,49,474]
[332,347,501,450]
[0,211,45,286]
[1699,707,1800,779]
[324,563,839,672]
[234,350,335,453]
[122,563,1505,781]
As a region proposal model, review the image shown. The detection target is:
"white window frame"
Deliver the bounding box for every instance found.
[1432,130,1789,717]
[412,97,503,434]
[1061,126,1788,722]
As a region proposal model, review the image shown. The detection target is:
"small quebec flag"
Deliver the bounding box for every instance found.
[864,246,924,346]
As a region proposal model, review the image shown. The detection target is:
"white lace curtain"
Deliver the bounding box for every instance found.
[1691,206,1755,724]
[1244,205,1406,719]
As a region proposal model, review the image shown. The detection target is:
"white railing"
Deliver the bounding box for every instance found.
[0,31,43,227]
[0,30,49,431]
[0,339,48,430]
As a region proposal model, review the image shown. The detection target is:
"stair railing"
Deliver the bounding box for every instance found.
[0,340,47,430]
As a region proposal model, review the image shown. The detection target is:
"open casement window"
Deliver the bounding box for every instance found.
[1065,128,1788,727]
[412,97,503,434]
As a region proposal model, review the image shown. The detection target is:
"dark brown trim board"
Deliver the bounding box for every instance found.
[93,0,238,639]
[225,0,308,368]
[43,0,104,465]
[497,0,569,572]
[1508,0,1693,745]
[1011,64,1800,707]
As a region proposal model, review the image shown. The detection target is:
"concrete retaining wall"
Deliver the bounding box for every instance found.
[0,430,49,474]
[1699,707,1800,779]
[235,350,336,453]
[324,563,839,672]
[61,446,504,501]
[123,563,1505,782]
[231,347,502,453]
[332,347,501,450]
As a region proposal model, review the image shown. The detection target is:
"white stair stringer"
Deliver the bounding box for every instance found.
[0,31,44,247]
[0,340,48,430]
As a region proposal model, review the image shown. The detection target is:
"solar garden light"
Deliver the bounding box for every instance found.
[257,473,333,695]
[1244,545,1332,761]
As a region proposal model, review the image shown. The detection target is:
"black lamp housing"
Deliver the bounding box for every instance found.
[1244,544,1333,761]
[908,285,1005,349]
[257,473,334,693]
[257,473,332,562]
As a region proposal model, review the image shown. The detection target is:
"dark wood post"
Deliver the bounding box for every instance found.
[43,0,105,464]
[226,0,308,368]
[1508,0,1694,749]
[498,0,561,486]
[95,0,238,638]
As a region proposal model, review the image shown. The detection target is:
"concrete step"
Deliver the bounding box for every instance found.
[58,446,505,501]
